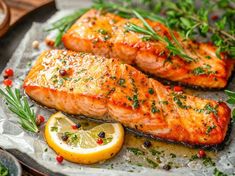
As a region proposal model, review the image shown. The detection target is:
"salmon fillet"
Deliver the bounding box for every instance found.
[62,9,234,89]
[24,50,231,146]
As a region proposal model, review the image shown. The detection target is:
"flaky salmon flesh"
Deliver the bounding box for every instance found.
[62,9,234,89]
[24,50,231,146]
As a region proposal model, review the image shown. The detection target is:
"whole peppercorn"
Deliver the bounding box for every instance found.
[197,149,206,158]
[143,140,152,148]
[56,155,64,164]
[163,164,171,171]
[98,131,105,138]
[61,134,68,141]
[59,69,67,76]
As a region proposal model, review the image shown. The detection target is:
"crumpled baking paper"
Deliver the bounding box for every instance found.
[0,1,234,175]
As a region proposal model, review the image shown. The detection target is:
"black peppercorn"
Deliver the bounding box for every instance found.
[76,123,81,128]
[163,164,171,171]
[98,131,105,138]
[61,134,68,141]
[143,140,152,148]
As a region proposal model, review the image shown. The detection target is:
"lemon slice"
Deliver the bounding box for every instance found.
[45,112,124,164]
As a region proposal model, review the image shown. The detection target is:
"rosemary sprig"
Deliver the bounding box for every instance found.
[0,87,38,133]
[225,89,235,121]
[46,8,89,46]
[125,10,195,62]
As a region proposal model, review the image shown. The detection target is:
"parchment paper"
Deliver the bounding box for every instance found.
[0,1,235,175]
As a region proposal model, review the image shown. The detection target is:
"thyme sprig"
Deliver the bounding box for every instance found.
[0,87,39,133]
[225,89,235,121]
[125,10,195,62]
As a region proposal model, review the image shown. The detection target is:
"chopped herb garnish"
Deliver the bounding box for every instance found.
[0,162,9,176]
[151,101,160,113]
[150,149,162,156]
[118,78,126,87]
[146,158,158,168]
[127,147,145,156]
[213,168,228,176]
[204,103,218,115]
[172,93,191,109]
[148,88,154,94]
[98,29,108,35]
[170,153,176,158]
[51,126,58,132]
[206,125,216,135]
[189,154,215,167]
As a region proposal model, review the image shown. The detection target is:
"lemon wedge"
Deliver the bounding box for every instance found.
[45,112,124,164]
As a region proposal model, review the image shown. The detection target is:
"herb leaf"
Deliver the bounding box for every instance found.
[0,87,39,133]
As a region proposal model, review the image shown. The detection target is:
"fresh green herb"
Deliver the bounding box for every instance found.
[225,89,235,121]
[213,168,228,176]
[146,158,158,168]
[46,8,89,46]
[172,93,191,109]
[206,125,216,135]
[204,103,218,115]
[0,162,9,176]
[51,126,58,132]
[48,0,235,58]
[127,147,145,156]
[149,149,162,156]
[98,29,108,35]
[124,10,195,62]
[151,100,160,113]
[103,137,113,144]
[202,157,215,167]
[192,65,216,75]
[189,154,215,167]
[150,0,235,58]
[118,78,126,87]
[0,87,39,133]
[189,154,199,161]
[148,88,154,94]
[170,153,176,158]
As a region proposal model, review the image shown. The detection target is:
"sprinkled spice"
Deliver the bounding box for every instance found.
[59,69,67,76]
[163,164,171,170]
[98,131,105,138]
[197,149,206,158]
[3,79,12,87]
[143,140,152,148]
[56,155,64,164]
[4,68,14,77]
[61,134,69,141]
[97,138,103,145]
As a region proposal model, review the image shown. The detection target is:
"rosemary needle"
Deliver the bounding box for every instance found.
[0,87,39,133]
[125,10,195,62]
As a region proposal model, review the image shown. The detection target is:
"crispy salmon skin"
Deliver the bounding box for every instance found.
[24,50,231,146]
[62,9,234,89]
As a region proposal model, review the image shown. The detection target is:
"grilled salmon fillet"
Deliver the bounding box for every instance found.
[24,50,231,146]
[62,9,234,89]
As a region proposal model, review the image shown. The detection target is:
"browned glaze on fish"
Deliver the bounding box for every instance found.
[62,9,234,89]
[24,50,231,146]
